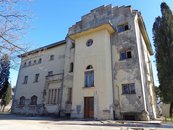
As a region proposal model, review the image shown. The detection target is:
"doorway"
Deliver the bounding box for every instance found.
[84,97,94,118]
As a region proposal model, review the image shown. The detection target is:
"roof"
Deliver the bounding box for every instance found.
[19,40,66,58]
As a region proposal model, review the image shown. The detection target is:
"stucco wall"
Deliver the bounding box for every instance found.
[71,29,113,119]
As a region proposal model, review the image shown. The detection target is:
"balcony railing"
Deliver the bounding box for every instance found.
[45,73,63,82]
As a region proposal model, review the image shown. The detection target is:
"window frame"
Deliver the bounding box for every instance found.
[30,95,37,105]
[117,23,129,33]
[23,76,28,84]
[120,50,132,60]
[122,83,136,94]
[50,55,54,61]
[34,73,39,83]
[84,65,94,88]
[86,39,93,47]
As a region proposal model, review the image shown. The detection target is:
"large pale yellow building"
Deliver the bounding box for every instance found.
[13,5,157,120]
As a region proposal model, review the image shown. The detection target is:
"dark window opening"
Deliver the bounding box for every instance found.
[30,95,37,105]
[86,39,93,47]
[34,73,39,82]
[120,50,132,60]
[19,96,25,106]
[122,83,136,94]
[117,23,129,33]
[23,76,28,84]
[69,62,74,73]
[50,55,54,61]
[38,58,42,63]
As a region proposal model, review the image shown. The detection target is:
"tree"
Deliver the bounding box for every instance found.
[0,54,10,98]
[0,0,30,59]
[153,2,173,118]
[1,81,12,112]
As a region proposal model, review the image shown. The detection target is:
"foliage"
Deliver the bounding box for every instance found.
[0,0,30,64]
[153,2,173,117]
[0,54,10,98]
[1,81,12,112]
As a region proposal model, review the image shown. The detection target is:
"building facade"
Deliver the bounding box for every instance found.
[12,5,157,120]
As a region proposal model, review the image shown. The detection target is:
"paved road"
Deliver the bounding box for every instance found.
[0,114,173,130]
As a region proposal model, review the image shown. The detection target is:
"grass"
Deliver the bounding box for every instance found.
[164,117,173,123]
[0,111,10,114]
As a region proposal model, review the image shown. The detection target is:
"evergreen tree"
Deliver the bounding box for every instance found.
[153,2,173,117]
[1,81,12,112]
[0,54,10,98]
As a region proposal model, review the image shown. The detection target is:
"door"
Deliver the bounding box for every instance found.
[84,97,94,118]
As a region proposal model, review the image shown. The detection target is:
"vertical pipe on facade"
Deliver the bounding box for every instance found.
[110,33,116,120]
[58,38,68,117]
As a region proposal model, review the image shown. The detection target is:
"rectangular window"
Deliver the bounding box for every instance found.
[50,55,54,61]
[120,50,132,60]
[117,23,129,33]
[48,71,53,76]
[85,70,94,87]
[48,89,51,104]
[23,76,28,84]
[34,73,39,82]
[54,89,57,104]
[122,83,136,94]
[67,88,72,104]
[57,88,61,104]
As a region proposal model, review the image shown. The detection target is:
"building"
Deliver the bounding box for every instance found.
[12,5,157,120]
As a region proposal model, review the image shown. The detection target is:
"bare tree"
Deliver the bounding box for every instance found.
[0,0,30,59]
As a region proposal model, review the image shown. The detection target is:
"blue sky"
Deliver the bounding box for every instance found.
[10,0,173,87]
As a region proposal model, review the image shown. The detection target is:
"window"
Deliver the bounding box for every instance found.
[34,73,39,82]
[30,95,37,105]
[33,60,37,64]
[38,58,42,63]
[117,23,129,33]
[28,61,31,66]
[122,83,136,94]
[67,88,72,104]
[120,50,132,60]
[86,39,93,47]
[50,55,54,61]
[48,71,53,76]
[85,65,94,87]
[23,76,28,84]
[23,62,27,67]
[47,88,61,105]
[71,42,75,49]
[69,62,73,73]
[19,96,25,106]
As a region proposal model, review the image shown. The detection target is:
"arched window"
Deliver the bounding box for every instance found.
[85,65,94,87]
[86,65,93,70]
[30,95,37,105]
[69,62,74,73]
[19,96,25,106]
[38,58,42,63]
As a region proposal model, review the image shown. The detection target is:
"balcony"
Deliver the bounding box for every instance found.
[45,74,63,82]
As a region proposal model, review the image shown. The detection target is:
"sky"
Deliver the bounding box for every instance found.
[10,0,173,87]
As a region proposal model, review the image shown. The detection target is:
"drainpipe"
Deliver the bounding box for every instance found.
[58,70,64,117]
[110,34,116,120]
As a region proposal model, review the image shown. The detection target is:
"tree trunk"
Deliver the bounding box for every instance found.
[2,105,5,112]
[169,102,173,118]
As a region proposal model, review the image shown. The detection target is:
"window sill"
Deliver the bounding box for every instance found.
[122,93,136,95]
[83,86,95,89]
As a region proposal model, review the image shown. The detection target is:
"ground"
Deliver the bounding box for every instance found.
[0,114,173,130]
